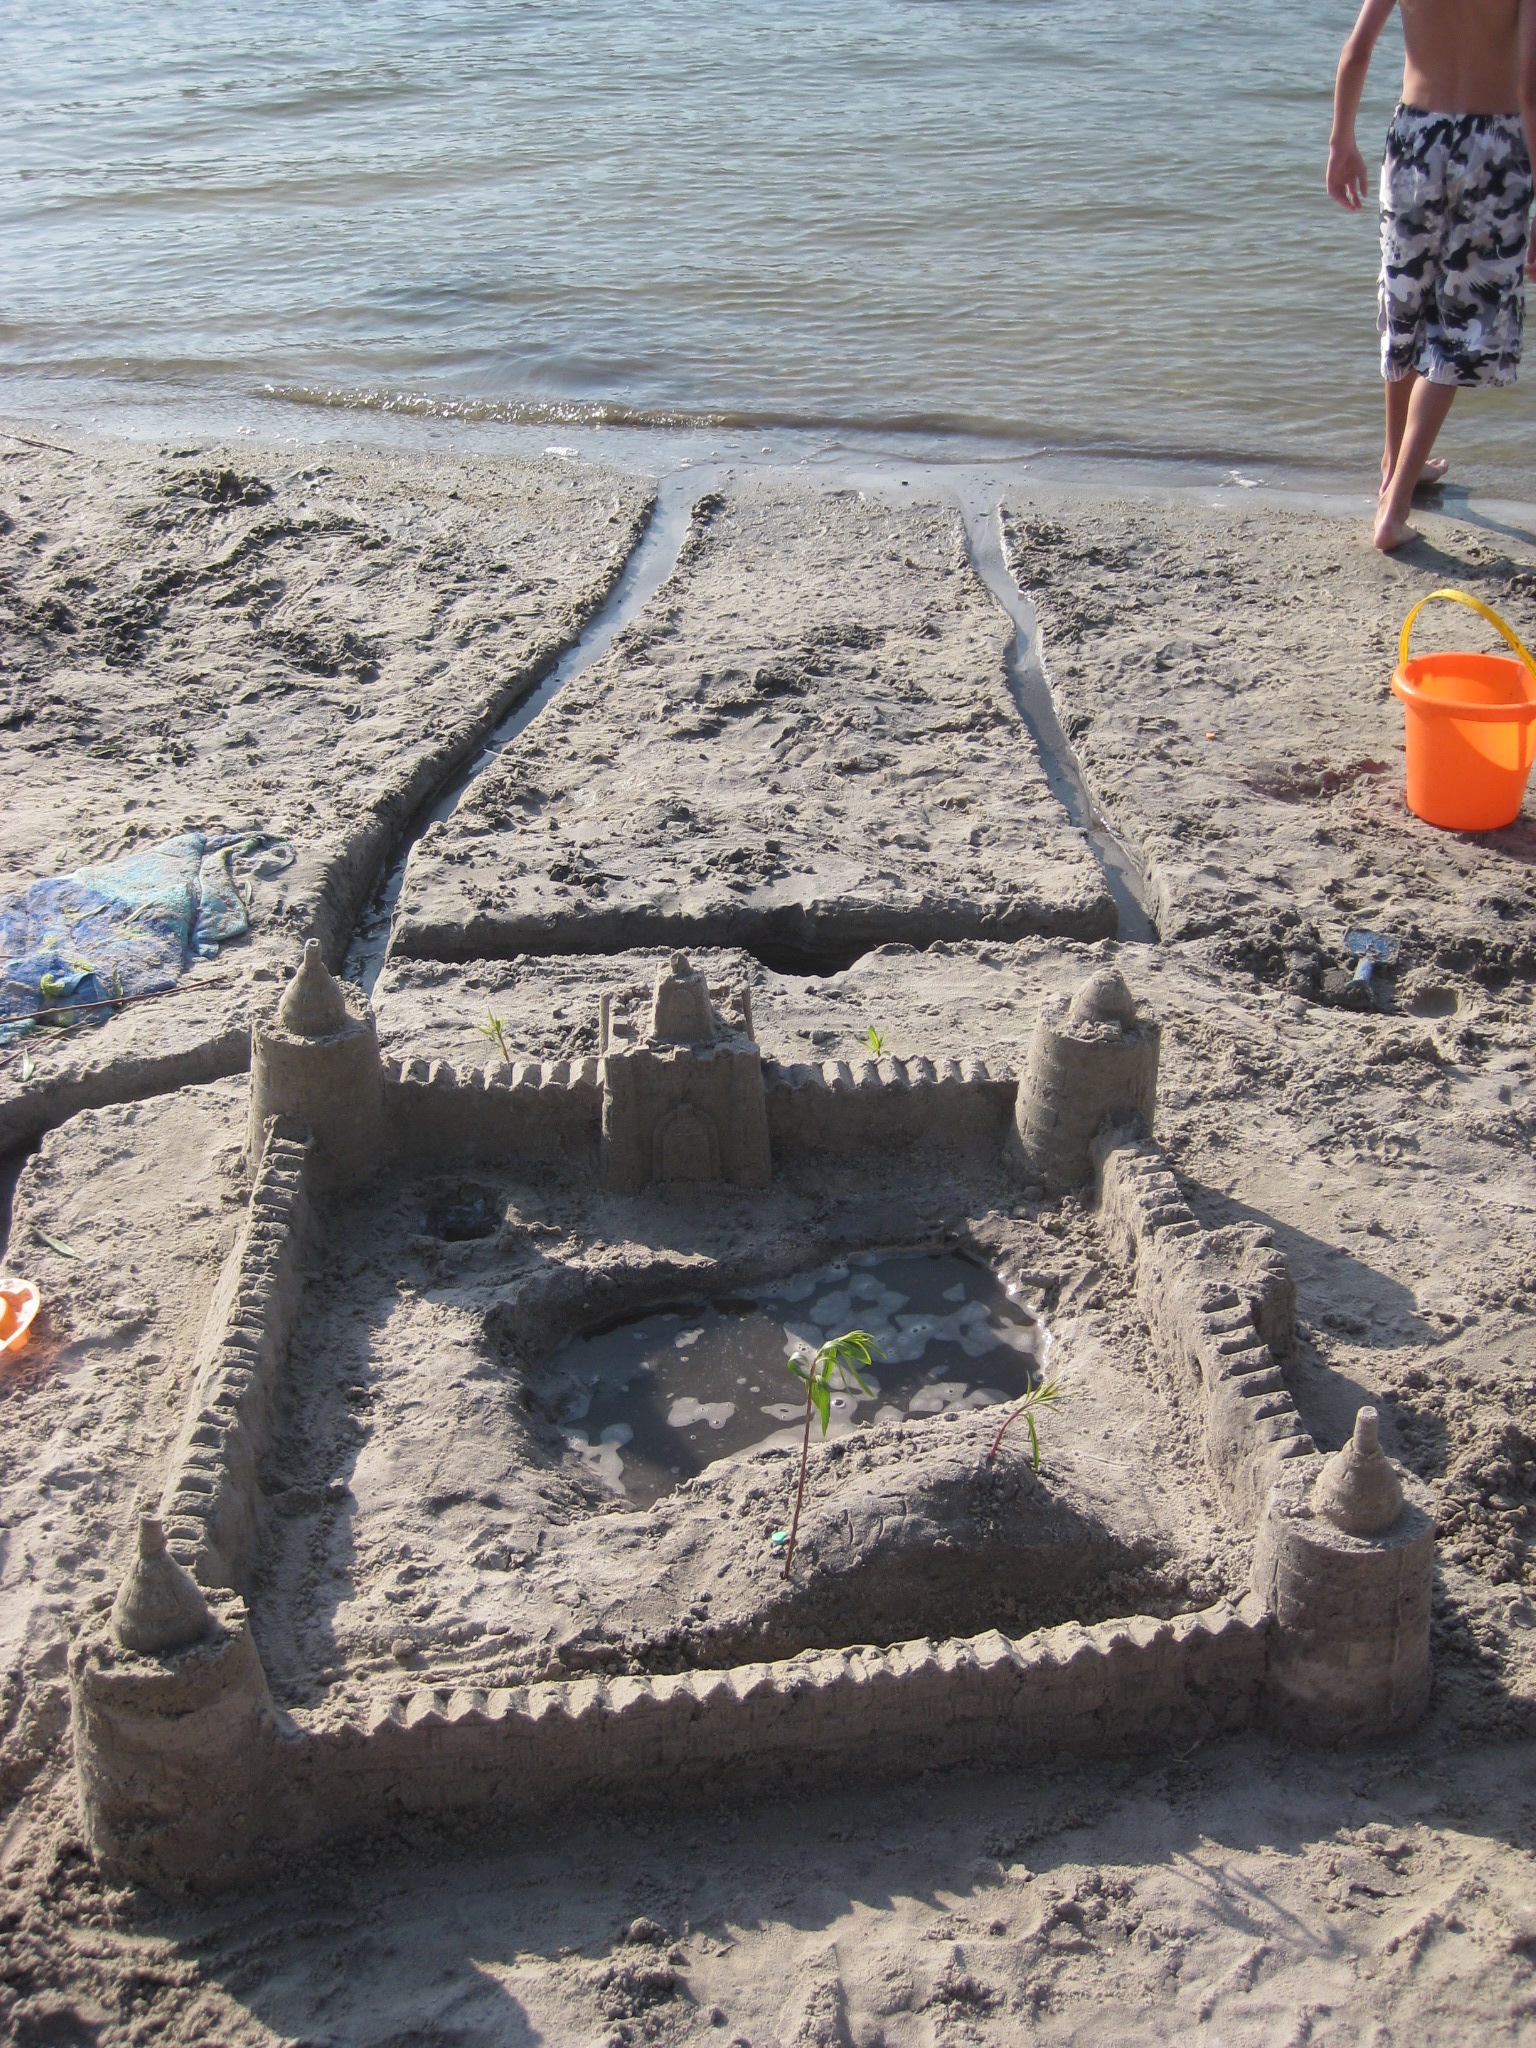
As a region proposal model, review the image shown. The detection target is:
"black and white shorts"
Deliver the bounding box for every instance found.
[1378,103,1534,387]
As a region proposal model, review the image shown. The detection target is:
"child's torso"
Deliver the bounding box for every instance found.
[1398,0,1523,115]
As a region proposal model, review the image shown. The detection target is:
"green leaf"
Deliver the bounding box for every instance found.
[986,1374,1064,1469]
[819,1331,881,1390]
[35,1227,79,1260]
[809,1378,832,1434]
[478,1011,511,1063]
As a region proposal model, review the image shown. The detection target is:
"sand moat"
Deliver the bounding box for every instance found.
[2,424,1535,2046]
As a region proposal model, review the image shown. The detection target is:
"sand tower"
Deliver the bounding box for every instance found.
[1010,966,1161,1193]
[247,940,384,1187]
[600,952,771,1194]
[1252,1407,1435,1742]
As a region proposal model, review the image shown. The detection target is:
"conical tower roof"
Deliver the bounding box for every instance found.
[278,939,349,1037]
[111,1515,214,1655]
[1314,1407,1404,1536]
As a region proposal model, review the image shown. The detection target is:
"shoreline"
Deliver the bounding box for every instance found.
[3,417,1533,1145]
[7,388,1536,537]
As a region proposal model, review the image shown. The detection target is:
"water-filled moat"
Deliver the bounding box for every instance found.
[553,1250,1048,1505]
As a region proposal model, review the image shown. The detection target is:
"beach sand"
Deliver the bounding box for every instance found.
[0,427,651,1152]
[1,428,1534,2045]
[391,478,1113,966]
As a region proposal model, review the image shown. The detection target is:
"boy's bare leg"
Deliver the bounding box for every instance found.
[1375,378,1457,550]
[1381,374,1413,491]
[1381,373,1449,494]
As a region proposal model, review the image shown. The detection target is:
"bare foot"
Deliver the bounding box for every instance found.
[1379,455,1448,496]
[1374,505,1417,551]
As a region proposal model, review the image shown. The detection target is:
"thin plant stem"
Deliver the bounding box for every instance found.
[988,1404,1022,1464]
[778,1330,877,1579]
[986,1379,1059,1467]
[783,1368,817,1579]
[1,971,236,1032]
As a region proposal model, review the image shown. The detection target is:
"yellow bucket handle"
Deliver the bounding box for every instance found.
[1400,587,1536,680]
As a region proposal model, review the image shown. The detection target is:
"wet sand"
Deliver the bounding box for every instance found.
[1,426,1534,2045]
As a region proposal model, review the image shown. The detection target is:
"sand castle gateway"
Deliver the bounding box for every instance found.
[69,941,1435,1895]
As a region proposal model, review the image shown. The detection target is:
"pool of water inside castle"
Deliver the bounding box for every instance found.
[555,1251,1048,1507]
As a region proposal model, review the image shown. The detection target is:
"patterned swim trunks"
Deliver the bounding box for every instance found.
[1378,103,1534,387]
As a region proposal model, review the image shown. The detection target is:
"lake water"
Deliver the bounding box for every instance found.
[3,1,1532,489]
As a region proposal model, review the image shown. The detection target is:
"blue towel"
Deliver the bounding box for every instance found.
[0,830,292,1043]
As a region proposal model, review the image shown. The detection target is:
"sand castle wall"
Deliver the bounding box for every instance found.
[66,1101,1298,1896]
[380,1050,1017,1170]
[1093,1127,1310,1528]
[156,1125,317,1595]
[66,958,1436,1894]
[71,1592,1271,1896]
[282,1604,1268,1838]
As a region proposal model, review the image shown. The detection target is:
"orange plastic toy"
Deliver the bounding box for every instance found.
[1391,588,1536,832]
[0,1278,40,1360]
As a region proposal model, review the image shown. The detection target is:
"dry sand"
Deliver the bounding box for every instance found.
[0,426,652,1150]
[1001,490,1536,980]
[2,434,1535,2044]
[392,481,1113,970]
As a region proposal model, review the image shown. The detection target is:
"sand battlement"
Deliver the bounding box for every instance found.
[67,949,1436,1892]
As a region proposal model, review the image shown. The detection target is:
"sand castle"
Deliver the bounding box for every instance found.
[598,954,772,1193]
[65,941,1437,1894]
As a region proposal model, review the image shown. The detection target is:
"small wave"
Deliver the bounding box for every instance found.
[259,379,1067,444]
[258,384,733,432]
[255,379,1359,482]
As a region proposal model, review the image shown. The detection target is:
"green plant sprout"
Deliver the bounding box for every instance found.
[19,1048,34,1084]
[780,1329,882,1578]
[986,1375,1063,1470]
[862,1025,887,1056]
[478,1010,512,1065]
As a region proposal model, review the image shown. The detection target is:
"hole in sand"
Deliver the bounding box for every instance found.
[741,935,876,978]
[1407,986,1458,1019]
[422,1191,500,1242]
[549,1249,1048,1506]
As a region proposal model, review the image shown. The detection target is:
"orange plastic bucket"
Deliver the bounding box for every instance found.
[1391,588,1536,831]
[0,1279,40,1360]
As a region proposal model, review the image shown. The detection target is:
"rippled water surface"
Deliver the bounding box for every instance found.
[4,1,1533,483]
